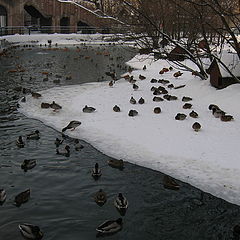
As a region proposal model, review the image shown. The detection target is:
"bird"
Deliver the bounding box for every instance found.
[113,105,121,112]
[114,193,128,216]
[62,121,81,132]
[50,101,62,111]
[153,96,164,102]
[18,223,43,240]
[55,138,63,147]
[56,145,70,157]
[21,97,26,102]
[192,122,201,132]
[92,163,102,179]
[109,80,114,87]
[212,108,225,118]
[96,218,123,235]
[82,105,96,113]
[138,97,145,104]
[26,130,40,140]
[163,175,180,190]
[150,78,158,83]
[41,102,51,108]
[168,84,174,88]
[182,96,192,102]
[128,110,138,117]
[183,103,192,109]
[31,92,41,99]
[189,110,198,118]
[94,189,107,206]
[15,189,30,207]
[21,159,37,172]
[108,159,124,169]
[143,65,147,70]
[130,97,136,104]
[139,74,146,80]
[175,113,187,120]
[208,104,219,111]
[220,115,233,122]
[74,139,84,151]
[154,107,161,114]
[133,83,139,90]
[173,71,183,77]
[0,189,6,205]
[16,136,25,148]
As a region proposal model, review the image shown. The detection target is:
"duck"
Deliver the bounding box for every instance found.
[41,102,51,108]
[108,159,124,170]
[143,65,147,70]
[168,84,174,88]
[31,92,41,99]
[19,223,43,240]
[55,138,63,147]
[138,97,145,104]
[208,104,219,111]
[74,139,84,151]
[109,80,114,87]
[96,218,122,235]
[130,96,137,104]
[220,115,233,122]
[16,136,25,148]
[189,110,198,118]
[133,83,139,90]
[154,107,161,114]
[94,189,107,206]
[182,96,192,102]
[175,113,187,120]
[153,89,161,95]
[139,74,146,80]
[92,163,102,179]
[151,78,158,83]
[173,71,183,77]
[163,175,180,190]
[153,96,164,102]
[128,110,138,117]
[26,130,40,140]
[212,108,225,118]
[21,159,37,172]
[0,189,6,205]
[56,145,70,157]
[62,120,81,132]
[113,105,121,112]
[114,193,128,215]
[192,122,201,132]
[21,96,26,102]
[50,101,62,111]
[15,189,30,207]
[183,103,192,109]
[82,105,96,113]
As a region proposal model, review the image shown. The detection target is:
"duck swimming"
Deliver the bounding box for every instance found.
[163,175,180,190]
[130,97,136,104]
[189,110,198,118]
[175,113,187,120]
[31,92,42,99]
[62,120,81,132]
[108,159,124,170]
[16,136,25,148]
[50,101,62,111]
[113,105,121,112]
[0,189,6,205]
[82,105,96,113]
[128,110,138,117]
[15,189,30,207]
[19,223,43,240]
[114,193,128,216]
[74,139,84,151]
[154,107,161,114]
[21,159,37,172]
[138,97,145,104]
[192,122,201,132]
[94,189,107,206]
[55,138,63,147]
[92,163,102,179]
[56,145,70,157]
[26,130,40,140]
[96,218,123,235]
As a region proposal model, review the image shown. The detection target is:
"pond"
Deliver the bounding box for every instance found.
[0,44,240,240]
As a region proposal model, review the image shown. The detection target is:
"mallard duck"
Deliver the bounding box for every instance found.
[133,83,139,90]
[130,97,136,104]
[21,159,36,172]
[113,105,120,112]
[15,189,30,207]
[153,89,161,95]
[173,71,183,77]
[74,139,84,151]
[114,193,128,215]
[55,138,63,148]
[16,136,25,148]
[21,97,26,103]
[56,145,70,157]
[220,115,233,122]
[175,113,187,120]
[167,84,174,88]
[82,105,96,113]
[41,102,51,109]
[150,78,158,83]
[0,189,6,205]
[212,108,225,118]
[109,80,114,87]
[182,96,192,102]
[143,65,146,70]
[153,96,164,102]
[208,104,219,111]
[183,103,192,109]
[128,109,138,117]
[192,122,201,132]
[19,223,43,240]
[96,218,122,235]
[163,175,180,190]
[138,97,145,104]
[92,163,102,179]
[62,120,81,132]
[189,110,198,118]
[31,92,41,99]
[26,130,40,140]
[154,107,161,114]
[94,189,107,206]
[139,74,146,80]
[108,159,124,169]
[50,101,62,111]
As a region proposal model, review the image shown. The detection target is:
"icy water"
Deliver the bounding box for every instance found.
[0,45,240,240]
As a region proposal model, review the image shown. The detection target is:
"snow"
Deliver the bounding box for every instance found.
[7,33,239,205]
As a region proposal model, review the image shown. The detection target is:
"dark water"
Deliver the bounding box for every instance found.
[0,45,240,240]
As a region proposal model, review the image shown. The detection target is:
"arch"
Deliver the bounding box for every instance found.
[77,20,95,34]
[60,17,70,33]
[0,5,7,27]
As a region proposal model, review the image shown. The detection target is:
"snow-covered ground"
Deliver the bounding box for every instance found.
[6,33,239,205]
